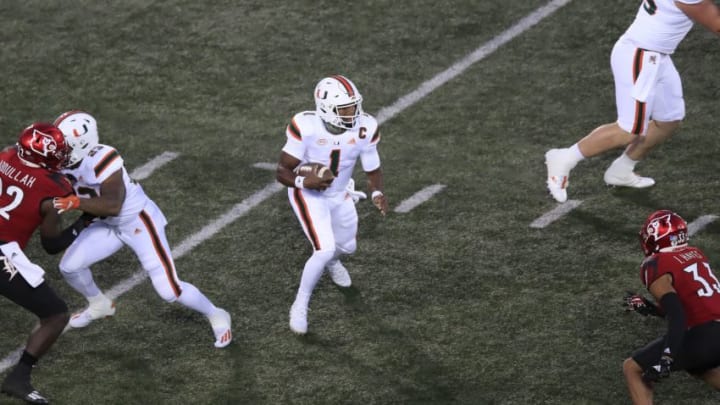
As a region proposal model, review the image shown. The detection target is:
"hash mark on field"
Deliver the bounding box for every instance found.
[688,215,718,237]
[252,162,276,171]
[394,185,446,213]
[530,200,583,228]
[130,151,179,180]
[1,1,573,372]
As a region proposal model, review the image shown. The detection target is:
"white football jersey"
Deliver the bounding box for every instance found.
[282,111,381,194]
[62,144,148,226]
[622,0,702,54]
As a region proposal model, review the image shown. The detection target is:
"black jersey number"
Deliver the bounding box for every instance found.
[329,149,340,177]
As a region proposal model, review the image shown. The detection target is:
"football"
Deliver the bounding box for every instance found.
[294,162,335,181]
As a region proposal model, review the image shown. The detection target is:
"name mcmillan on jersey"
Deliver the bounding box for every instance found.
[0,160,37,188]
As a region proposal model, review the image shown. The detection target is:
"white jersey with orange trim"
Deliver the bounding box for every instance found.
[282,111,381,195]
[62,143,147,226]
[622,0,702,54]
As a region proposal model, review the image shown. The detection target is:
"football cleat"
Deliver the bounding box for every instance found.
[289,301,308,335]
[603,169,655,188]
[1,376,49,404]
[326,260,352,287]
[69,297,116,328]
[209,308,232,348]
[545,148,577,203]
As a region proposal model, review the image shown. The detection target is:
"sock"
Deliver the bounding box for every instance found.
[295,250,334,307]
[8,351,37,380]
[609,152,638,173]
[19,351,37,368]
[176,282,217,317]
[63,268,102,298]
[569,144,586,161]
[87,292,110,306]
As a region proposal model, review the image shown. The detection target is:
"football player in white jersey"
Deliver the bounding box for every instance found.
[50,111,232,348]
[545,0,720,203]
[276,75,389,334]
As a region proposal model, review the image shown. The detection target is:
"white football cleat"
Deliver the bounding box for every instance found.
[326,260,351,287]
[604,169,655,188]
[209,308,232,348]
[545,148,577,203]
[69,297,116,328]
[289,301,308,335]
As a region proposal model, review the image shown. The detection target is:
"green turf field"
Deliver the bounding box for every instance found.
[1,0,719,404]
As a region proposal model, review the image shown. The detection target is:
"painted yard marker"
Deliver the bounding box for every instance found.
[394,185,446,213]
[530,200,583,228]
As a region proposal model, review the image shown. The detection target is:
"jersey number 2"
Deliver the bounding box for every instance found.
[0,178,24,220]
[684,262,720,297]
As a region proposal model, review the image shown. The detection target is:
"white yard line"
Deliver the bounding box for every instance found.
[529,200,583,228]
[394,185,446,213]
[688,215,718,237]
[1,0,573,371]
[130,151,179,181]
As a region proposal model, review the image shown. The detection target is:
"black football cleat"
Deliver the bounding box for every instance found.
[1,377,49,404]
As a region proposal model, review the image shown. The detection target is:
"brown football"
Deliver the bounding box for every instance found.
[294,162,335,181]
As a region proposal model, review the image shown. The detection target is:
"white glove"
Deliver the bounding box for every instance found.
[346,178,367,204]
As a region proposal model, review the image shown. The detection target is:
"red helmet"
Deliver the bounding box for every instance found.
[639,210,689,256]
[16,122,70,171]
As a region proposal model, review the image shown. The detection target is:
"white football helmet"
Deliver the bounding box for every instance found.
[314,75,363,129]
[53,110,99,166]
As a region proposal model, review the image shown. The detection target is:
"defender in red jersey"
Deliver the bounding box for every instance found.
[623,210,720,404]
[0,123,88,404]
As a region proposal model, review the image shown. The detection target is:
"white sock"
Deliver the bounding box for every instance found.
[176,282,217,317]
[569,143,586,161]
[63,268,102,299]
[609,152,638,172]
[296,251,334,307]
[87,291,110,305]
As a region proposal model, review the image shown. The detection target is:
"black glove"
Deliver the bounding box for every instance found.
[623,291,663,317]
[642,349,673,383]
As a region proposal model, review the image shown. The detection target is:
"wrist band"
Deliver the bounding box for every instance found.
[295,176,305,189]
[371,190,383,199]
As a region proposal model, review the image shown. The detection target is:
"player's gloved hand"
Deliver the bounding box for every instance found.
[53,195,81,214]
[346,179,367,204]
[642,348,673,383]
[623,291,662,317]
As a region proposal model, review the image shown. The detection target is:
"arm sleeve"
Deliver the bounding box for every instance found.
[40,216,88,255]
[660,292,686,357]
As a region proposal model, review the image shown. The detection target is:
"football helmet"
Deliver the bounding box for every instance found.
[639,210,689,256]
[53,110,99,166]
[314,75,363,129]
[16,122,70,171]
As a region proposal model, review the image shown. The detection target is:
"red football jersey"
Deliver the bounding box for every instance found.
[0,147,73,249]
[641,245,720,328]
